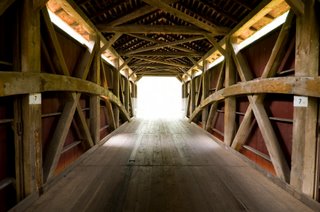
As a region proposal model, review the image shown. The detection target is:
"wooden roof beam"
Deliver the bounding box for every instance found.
[123,35,205,55]
[197,2,238,23]
[60,0,134,77]
[128,33,161,44]
[187,56,202,70]
[107,5,157,26]
[126,34,196,53]
[98,25,208,35]
[119,57,133,70]
[205,35,226,56]
[131,64,181,69]
[100,33,122,53]
[142,0,230,35]
[132,57,190,68]
[124,51,203,57]
[183,0,285,81]
[104,0,179,26]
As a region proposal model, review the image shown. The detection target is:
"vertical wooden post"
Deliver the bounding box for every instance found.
[90,36,101,144]
[130,81,135,116]
[129,81,135,117]
[124,69,130,112]
[113,58,120,128]
[13,5,23,200]
[190,72,196,115]
[20,0,42,195]
[224,38,236,146]
[291,0,319,198]
[202,60,209,129]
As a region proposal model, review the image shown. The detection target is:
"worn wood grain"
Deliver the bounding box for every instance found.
[27,119,318,212]
[291,0,319,198]
[20,0,42,196]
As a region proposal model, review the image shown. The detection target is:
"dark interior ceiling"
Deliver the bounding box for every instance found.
[72,0,261,78]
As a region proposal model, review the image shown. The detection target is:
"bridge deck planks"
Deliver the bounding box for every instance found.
[27,119,315,212]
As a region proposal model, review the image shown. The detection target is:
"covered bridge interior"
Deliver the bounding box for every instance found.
[0,0,320,211]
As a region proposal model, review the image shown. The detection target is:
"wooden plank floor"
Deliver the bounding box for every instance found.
[27,118,317,212]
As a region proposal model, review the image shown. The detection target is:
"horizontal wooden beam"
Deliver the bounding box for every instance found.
[0,72,130,121]
[98,25,208,35]
[188,76,320,121]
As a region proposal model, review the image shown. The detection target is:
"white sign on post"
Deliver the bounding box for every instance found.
[293,96,308,107]
[29,93,41,105]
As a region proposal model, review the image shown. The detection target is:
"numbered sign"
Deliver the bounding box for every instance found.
[29,93,41,105]
[293,96,308,107]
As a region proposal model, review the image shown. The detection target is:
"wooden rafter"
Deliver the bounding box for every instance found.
[232,0,253,10]
[125,34,196,53]
[184,0,285,78]
[123,35,205,55]
[122,51,203,57]
[102,0,179,26]
[107,5,156,26]
[187,56,202,70]
[205,35,226,56]
[133,56,190,68]
[100,33,123,53]
[119,57,133,70]
[61,0,133,76]
[98,25,208,35]
[198,1,238,23]
[142,0,230,35]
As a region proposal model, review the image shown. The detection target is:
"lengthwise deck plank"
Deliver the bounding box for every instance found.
[27,118,317,212]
